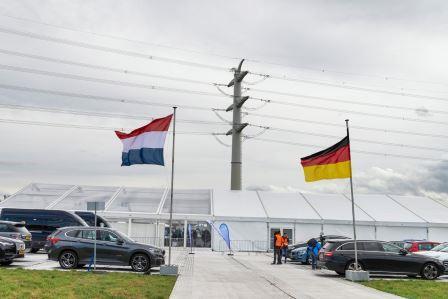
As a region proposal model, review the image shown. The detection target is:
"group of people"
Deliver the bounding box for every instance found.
[272,231,289,264]
[272,231,322,270]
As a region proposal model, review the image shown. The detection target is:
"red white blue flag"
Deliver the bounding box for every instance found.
[115,114,173,166]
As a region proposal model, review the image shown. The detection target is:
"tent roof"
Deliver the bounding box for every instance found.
[1,183,447,225]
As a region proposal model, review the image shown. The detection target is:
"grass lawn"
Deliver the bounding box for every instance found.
[0,268,176,299]
[362,279,448,299]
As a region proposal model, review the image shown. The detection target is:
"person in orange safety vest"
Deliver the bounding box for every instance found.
[282,233,289,263]
[272,231,283,264]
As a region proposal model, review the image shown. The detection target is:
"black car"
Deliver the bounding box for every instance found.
[47,227,165,272]
[0,208,89,253]
[0,220,32,250]
[287,235,349,259]
[74,211,111,228]
[318,239,445,280]
[0,236,23,265]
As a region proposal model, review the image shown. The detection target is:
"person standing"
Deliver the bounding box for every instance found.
[307,238,321,270]
[282,233,289,263]
[272,231,283,264]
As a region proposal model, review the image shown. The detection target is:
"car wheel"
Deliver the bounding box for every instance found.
[130,253,150,272]
[30,248,39,253]
[0,260,13,266]
[345,261,364,271]
[59,250,78,269]
[421,263,439,280]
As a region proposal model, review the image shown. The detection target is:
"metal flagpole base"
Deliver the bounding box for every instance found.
[345,270,369,281]
[227,253,234,256]
[160,264,179,276]
[189,252,195,255]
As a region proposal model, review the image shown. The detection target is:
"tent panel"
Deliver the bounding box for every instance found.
[0,183,73,209]
[322,224,375,240]
[162,189,211,215]
[390,195,448,224]
[213,190,266,218]
[376,226,427,241]
[52,185,117,211]
[354,194,423,223]
[428,227,448,242]
[303,193,372,221]
[294,223,322,244]
[258,192,321,220]
[108,187,164,213]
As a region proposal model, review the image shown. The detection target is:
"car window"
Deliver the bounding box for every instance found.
[418,243,433,251]
[431,243,448,251]
[81,230,96,240]
[361,242,383,252]
[404,243,412,250]
[97,230,118,242]
[66,230,80,238]
[339,242,354,250]
[0,224,15,232]
[382,242,402,253]
[322,242,338,252]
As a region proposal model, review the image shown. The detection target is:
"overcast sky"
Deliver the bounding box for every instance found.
[0,0,447,202]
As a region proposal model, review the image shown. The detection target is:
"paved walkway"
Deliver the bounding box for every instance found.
[170,250,402,299]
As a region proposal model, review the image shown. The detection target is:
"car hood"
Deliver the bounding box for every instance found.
[130,242,164,254]
[416,251,448,260]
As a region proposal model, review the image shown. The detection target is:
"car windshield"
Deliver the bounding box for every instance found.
[404,243,412,250]
[431,243,448,252]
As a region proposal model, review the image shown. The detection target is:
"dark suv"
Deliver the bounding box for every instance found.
[318,240,445,280]
[0,236,23,265]
[0,208,89,253]
[47,227,165,272]
[0,220,32,250]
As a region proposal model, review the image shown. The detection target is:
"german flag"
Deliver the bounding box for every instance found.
[300,136,351,182]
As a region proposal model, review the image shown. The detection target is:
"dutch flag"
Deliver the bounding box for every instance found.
[115,114,173,166]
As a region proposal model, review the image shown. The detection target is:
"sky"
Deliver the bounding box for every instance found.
[0,0,447,203]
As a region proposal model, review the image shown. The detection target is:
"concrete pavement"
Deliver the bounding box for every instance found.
[170,250,403,299]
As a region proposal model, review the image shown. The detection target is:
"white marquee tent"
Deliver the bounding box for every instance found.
[1,183,448,251]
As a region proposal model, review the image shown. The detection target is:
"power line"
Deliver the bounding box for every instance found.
[2,63,447,126]
[0,117,443,162]
[0,83,214,111]
[266,126,447,153]
[246,87,448,116]
[1,103,444,153]
[2,48,446,118]
[0,103,228,126]
[0,64,231,99]
[2,83,448,140]
[0,26,230,72]
[0,13,241,62]
[250,71,448,104]
[2,13,447,89]
[0,48,216,87]
[252,137,446,162]
[246,112,448,139]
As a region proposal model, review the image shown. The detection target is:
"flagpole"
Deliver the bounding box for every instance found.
[168,107,177,266]
[345,119,358,270]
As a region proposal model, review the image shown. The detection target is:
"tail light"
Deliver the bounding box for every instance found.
[47,237,61,245]
[324,251,334,257]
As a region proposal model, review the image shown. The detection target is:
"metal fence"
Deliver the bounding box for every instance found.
[214,239,268,252]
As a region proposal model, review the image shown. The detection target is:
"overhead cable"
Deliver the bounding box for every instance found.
[0,26,230,72]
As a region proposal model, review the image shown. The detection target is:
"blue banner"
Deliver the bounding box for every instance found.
[219,223,231,250]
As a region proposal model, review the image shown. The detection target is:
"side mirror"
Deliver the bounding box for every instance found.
[399,249,408,255]
[117,239,124,245]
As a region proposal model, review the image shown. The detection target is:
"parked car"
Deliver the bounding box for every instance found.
[0,208,89,253]
[289,235,349,263]
[415,243,448,272]
[0,220,32,250]
[74,211,111,228]
[0,236,25,265]
[318,239,445,280]
[46,227,165,272]
[404,241,441,252]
